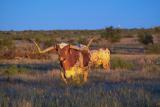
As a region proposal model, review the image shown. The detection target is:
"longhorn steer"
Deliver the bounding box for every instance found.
[56,43,90,83]
[32,40,91,83]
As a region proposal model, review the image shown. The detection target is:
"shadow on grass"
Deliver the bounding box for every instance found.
[0,61,60,72]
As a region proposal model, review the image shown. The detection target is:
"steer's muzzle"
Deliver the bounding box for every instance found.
[60,57,65,62]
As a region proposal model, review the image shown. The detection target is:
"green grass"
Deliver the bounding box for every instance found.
[111,57,134,70]
[4,65,28,75]
[2,65,29,81]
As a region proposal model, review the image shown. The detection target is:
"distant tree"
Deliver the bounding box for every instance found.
[138,33,153,45]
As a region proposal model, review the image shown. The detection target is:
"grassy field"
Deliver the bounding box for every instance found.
[0,28,160,106]
[0,54,160,107]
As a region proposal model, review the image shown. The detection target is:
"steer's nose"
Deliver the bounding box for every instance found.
[60,57,65,61]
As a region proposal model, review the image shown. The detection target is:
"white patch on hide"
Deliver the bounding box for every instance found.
[58,43,68,49]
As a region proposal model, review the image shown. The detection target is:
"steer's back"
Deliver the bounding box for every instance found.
[90,48,110,69]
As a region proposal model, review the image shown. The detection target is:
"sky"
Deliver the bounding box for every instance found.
[0,0,160,30]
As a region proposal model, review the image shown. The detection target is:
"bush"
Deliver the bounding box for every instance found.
[138,33,153,45]
[101,26,121,42]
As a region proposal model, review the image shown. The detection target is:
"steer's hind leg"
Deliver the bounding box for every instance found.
[103,62,110,72]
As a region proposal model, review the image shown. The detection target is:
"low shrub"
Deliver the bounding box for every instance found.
[138,33,153,45]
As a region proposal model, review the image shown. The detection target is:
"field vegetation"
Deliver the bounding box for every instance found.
[0,27,160,107]
[0,55,160,107]
[0,26,160,59]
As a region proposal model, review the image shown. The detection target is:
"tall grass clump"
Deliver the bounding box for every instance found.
[111,57,134,70]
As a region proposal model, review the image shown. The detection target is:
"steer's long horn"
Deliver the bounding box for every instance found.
[31,40,56,54]
[87,37,95,48]
[70,45,82,51]
[70,38,95,51]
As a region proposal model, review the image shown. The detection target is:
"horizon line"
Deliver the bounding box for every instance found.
[0,25,160,32]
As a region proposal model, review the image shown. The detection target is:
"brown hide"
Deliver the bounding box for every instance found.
[56,45,90,71]
[81,50,90,66]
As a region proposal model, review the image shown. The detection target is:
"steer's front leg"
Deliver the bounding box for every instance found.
[83,71,88,82]
[61,72,68,84]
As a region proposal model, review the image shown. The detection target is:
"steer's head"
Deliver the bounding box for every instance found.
[56,43,70,62]
[56,43,79,71]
